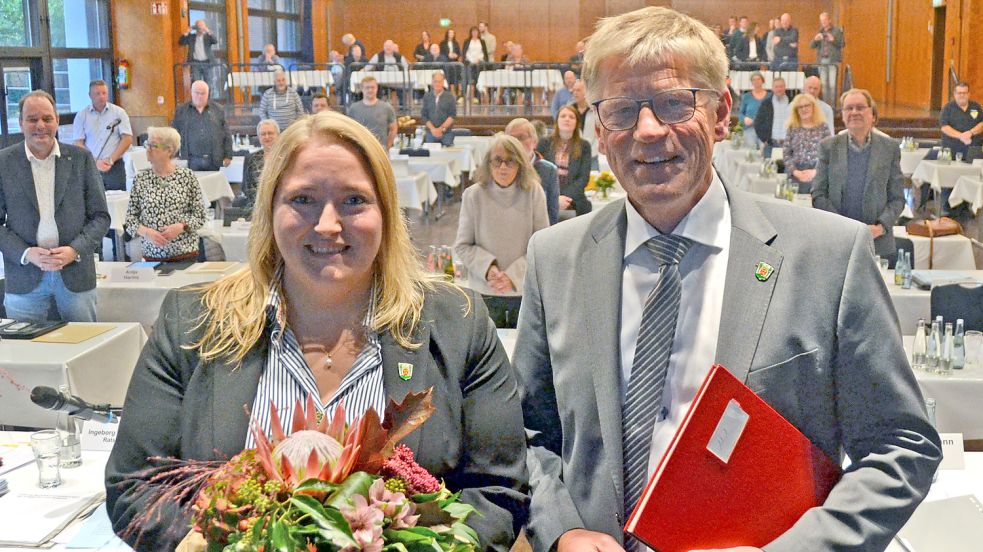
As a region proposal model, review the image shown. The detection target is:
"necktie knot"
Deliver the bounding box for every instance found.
[644,235,694,266]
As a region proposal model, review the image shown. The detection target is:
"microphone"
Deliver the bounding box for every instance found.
[106,118,122,131]
[30,386,118,423]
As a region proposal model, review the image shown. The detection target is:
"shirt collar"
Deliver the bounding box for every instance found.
[772,94,788,105]
[848,131,872,151]
[89,103,111,115]
[24,140,61,163]
[624,170,730,260]
[265,265,379,341]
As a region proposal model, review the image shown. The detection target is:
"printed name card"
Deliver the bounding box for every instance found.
[939,433,965,470]
[109,266,156,283]
[81,420,121,451]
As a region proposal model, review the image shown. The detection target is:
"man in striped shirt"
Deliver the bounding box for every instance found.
[258,70,306,131]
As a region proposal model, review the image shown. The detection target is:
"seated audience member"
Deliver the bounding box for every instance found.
[570,80,590,130]
[803,75,835,135]
[124,126,205,263]
[328,50,345,103]
[347,76,397,148]
[784,93,831,193]
[106,111,528,551]
[239,119,281,211]
[347,44,369,67]
[256,43,283,70]
[454,133,548,297]
[551,71,577,120]
[463,26,489,103]
[531,119,548,141]
[0,90,110,323]
[172,80,232,171]
[368,39,408,71]
[500,41,514,63]
[258,71,305,131]
[421,71,457,146]
[506,118,561,225]
[738,72,768,148]
[813,88,905,262]
[424,43,448,63]
[753,76,791,153]
[537,104,592,217]
[310,92,330,114]
[941,82,983,162]
[413,30,432,62]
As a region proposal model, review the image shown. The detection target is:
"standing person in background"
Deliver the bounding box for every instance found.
[753,77,791,155]
[179,19,217,86]
[738,72,768,149]
[809,12,844,102]
[258,70,305,131]
[771,13,799,71]
[341,33,366,64]
[347,77,397,149]
[940,82,983,162]
[463,26,489,104]
[506,118,560,225]
[256,44,283,70]
[569,40,586,76]
[72,79,133,192]
[803,75,836,135]
[570,80,590,130]
[341,34,367,105]
[413,31,432,62]
[538,104,591,218]
[551,71,577,120]
[783,93,831,194]
[479,22,497,61]
[440,29,462,98]
[172,81,232,171]
[764,18,779,63]
[421,71,457,146]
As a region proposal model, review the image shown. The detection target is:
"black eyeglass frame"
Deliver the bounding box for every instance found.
[591,88,721,131]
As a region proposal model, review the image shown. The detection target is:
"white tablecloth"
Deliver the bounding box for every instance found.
[348,69,436,92]
[407,157,458,187]
[950,176,983,214]
[902,335,983,439]
[104,192,129,232]
[885,270,983,331]
[96,262,245,330]
[476,69,564,93]
[396,172,437,211]
[0,323,146,428]
[729,70,805,92]
[900,149,930,176]
[739,173,783,195]
[197,224,250,262]
[894,226,976,270]
[453,136,492,165]
[193,171,235,204]
[220,156,245,184]
[911,160,982,193]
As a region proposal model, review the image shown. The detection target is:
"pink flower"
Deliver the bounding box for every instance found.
[368,478,419,529]
[339,494,384,552]
[381,445,440,495]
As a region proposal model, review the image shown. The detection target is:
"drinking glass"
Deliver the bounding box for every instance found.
[30,430,62,488]
[966,331,982,369]
[956,152,964,163]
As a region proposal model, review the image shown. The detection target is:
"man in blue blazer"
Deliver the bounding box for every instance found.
[514,7,940,552]
[0,90,110,322]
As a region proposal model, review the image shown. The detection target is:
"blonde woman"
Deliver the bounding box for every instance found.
[454,133,549,299]
[106,112,528,551]
[784,92,831,192]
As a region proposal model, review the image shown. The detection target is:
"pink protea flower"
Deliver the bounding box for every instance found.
[339,494,384,552]
[368,478,419,529]
[381,444,441,495]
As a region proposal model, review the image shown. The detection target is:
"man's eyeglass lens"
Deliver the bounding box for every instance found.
[595,88,714,131]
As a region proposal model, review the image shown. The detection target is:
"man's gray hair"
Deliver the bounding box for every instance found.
[582,6,728,103]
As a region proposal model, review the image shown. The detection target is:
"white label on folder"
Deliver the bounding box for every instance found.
[939,432,965,470]
[706,399,749,464]
[81,420,120,451]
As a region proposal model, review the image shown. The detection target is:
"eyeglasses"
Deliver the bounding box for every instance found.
[841,104,870,113]
[490,156,518,169]
[146,142,169,150]
[592,88,720,131]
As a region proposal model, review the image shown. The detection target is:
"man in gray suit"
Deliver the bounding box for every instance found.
[513,7,940,552]
[812,88,905,263]
[0,90,110,322]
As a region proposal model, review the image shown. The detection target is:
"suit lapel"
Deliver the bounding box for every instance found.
[53,149,71,210]
[582,201,629,509]
[380,324,432,454]
[12,148,40,215]
[714,186,783,382]
[830,136,847,209]
[212,341,268,457]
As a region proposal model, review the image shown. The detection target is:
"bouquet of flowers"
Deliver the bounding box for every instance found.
[594,171,617,200]
[126,390,480,552]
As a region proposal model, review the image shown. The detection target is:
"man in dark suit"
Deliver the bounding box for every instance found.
[812,88,906,262]
[179,19,218,87]
[514,7,940,552]
[0,90,110,322]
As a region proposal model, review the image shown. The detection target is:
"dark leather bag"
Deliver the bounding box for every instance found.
[905,217,963,269]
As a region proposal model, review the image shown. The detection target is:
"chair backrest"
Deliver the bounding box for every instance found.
[130,148,151,172]
[890,237,915,269]
[931,283,983,331]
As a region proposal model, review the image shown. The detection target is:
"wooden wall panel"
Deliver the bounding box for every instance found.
[840,0,888,102]
[890,0,933,108]
[112,0,177,130]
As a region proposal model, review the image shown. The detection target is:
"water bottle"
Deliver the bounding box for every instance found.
[893,248,905,286]
[953,319,966,370]
[940,323,954,375]
[927,319,941,371]
[912,319,927,371]
[924,398,938,483]
[901,252,913,289]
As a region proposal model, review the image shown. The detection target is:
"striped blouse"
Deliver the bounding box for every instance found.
[246,273,384,447]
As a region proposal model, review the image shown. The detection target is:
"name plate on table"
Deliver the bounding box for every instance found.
[81,420,120,451]
[939,432,965,470]
[108,266,156,283]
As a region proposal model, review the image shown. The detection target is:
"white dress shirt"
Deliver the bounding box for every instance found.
[24,141,61,251]
[619,172,731,483]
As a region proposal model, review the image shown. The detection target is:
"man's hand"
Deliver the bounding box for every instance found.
[431,127,444,138]
[559,195,573,210]
[960,131,973,145]
[743,116,754,126]
[160,223,186,241]
[557,529,625,552]
[814,33,824,42]
[772,36,781,45]
[45,246,78,271]
[140,226,170,247]
[868,223,885,239]
[223,158,232,167]
[96,158,113,172]
[26,247,55,270]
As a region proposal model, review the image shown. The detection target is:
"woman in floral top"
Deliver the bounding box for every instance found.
[125,126,206,261]
[784,93,831,193]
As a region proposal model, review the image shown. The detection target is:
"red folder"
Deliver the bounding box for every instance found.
[624,364,842,552]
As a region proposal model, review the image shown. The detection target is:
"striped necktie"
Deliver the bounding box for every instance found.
[623,234,694,523]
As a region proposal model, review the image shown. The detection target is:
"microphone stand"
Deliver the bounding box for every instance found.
[95,120,122,161]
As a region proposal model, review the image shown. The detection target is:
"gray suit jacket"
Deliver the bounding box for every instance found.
[105,285,528,551]
[0,142,110,294]
[811,132,906,258]
[514,184,941,551]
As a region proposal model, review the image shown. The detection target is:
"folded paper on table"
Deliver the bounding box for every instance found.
[32,324,115,344]
[910,270,983,290]
[0,490,104,547]
[625,364,842,552]
[185,261,238,273]
[64,504,129,549]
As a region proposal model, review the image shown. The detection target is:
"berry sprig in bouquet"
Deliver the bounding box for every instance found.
[126,390,480,551]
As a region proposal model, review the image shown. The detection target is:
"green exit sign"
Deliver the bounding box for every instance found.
[439,18,451,27]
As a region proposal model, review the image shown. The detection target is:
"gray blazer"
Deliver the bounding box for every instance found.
[105,285,528,551]
[514,183,941,551]
[0,142,110,294]
[811,132,906,258]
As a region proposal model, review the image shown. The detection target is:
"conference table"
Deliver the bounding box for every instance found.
[0,323,146,429]
[911,159,981,195]
[902,336,983,441]
[900,148,930,177]
[728,70,806,92]
[475,68,564,94]
[894,226,977,270]
[950,175,983,214]
[196,222,250,262]
[883,269,983,332]
[452,136,492,166]
[348,69,437,92]
[95,262,246,331]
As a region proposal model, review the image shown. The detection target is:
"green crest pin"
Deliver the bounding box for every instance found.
[398,362,414,381]
[754,261,775,282]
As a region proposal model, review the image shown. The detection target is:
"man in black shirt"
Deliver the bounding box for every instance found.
[171,81,232,171]
[940,82,983,161]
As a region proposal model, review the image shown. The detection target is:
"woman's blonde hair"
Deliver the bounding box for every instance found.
[787,93,827,128]
[473,132,540,192]
[192,111,439,364]
[582,6,727,104]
